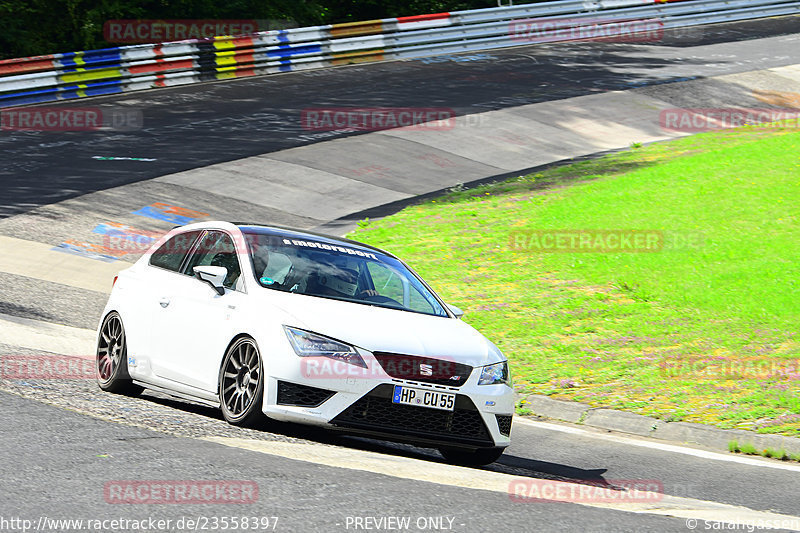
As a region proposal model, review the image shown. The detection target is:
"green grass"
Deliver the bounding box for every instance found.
[764,448,788,460]
[729,440,799,462]
[349,125,800,436]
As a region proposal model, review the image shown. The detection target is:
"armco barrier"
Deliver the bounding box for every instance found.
[0,0,798,108]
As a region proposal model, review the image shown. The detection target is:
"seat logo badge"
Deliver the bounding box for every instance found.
[420,364,433,376]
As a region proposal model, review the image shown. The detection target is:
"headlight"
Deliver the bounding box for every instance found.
[283,326,366,368]
[478,361,511,386]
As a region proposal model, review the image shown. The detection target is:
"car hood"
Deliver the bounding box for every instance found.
[262,291,503,367]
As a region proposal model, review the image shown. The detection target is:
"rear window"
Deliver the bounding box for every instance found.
[149,230,202,272]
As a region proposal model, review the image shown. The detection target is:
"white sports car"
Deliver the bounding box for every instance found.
[96,221,514,465]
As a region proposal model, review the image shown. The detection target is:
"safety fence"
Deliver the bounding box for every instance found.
[0,0,798,108]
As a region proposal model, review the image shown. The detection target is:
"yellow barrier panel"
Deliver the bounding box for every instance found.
[60,67,122,83]
[330,20,386,38]
[331,49,385,66]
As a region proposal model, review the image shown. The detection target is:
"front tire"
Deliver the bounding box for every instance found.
[219,337,265,427]
[439,446,505,466]
[96,312,143,395]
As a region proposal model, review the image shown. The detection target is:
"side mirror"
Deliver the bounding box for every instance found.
[194,265,227,296]
[447,304,464,319]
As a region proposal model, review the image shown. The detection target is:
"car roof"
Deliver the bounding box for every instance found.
[233,223,397,259]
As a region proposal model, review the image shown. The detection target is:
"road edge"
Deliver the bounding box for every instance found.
[515,392,800,458]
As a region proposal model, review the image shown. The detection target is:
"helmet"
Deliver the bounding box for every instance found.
[317,266,359,297]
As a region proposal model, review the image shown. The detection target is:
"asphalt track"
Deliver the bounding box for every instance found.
[2,15,800,533]
[1,16,799,218]
[3,380,800,532]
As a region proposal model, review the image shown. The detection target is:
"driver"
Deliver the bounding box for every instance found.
[252,244,294,290]
[313,259,378,299]
[252,245,274,283]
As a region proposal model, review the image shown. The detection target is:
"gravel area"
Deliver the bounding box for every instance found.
[0,377,316,444]
[0,343,318,445]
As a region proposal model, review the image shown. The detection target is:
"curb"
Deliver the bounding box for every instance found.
[515,393,800,457]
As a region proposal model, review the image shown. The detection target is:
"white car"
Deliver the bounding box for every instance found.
[96,221,514,465]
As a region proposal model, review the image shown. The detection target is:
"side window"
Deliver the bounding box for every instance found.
[182,231,242,289]
[149,230,202,272]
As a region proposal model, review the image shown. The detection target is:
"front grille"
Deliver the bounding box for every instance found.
[496,415,513,436]
[331,384,492,446]
[372,352,473,388]
[277,381,335,407]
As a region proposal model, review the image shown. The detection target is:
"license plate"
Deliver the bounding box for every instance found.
[392,385,455,411]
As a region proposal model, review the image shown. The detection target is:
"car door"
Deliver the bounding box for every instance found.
[150,230,246,393]
[135,229,203,378]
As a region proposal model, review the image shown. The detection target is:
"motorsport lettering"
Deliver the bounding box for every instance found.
[282,239,379,260]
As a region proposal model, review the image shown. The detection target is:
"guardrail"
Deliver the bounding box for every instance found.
[0,0,798,108]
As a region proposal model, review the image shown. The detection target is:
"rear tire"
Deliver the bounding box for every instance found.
[96,312,143,395]
[219,337,265,427]
[439,446,505,466]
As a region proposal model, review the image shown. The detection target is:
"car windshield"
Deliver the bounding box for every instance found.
[242,230,448,317]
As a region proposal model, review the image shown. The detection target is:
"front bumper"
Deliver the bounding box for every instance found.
[330,383,502,449]
[262,348,514,450]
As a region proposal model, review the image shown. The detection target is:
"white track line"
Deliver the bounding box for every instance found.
[207,437,800,531]
[515,418,800,473]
